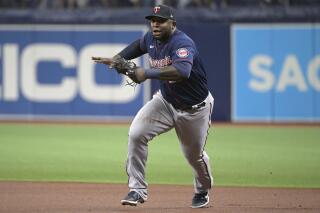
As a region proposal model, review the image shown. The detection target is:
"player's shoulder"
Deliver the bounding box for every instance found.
[144,31,153,38]
[171,29,195,47]
[142,31,154,43]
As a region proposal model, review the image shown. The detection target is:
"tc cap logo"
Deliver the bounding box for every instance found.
[176,48,189,58]
[154,6,160,13]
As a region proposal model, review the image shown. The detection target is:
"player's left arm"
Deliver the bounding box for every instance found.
[135,46,194,82]
[134,63,190,81]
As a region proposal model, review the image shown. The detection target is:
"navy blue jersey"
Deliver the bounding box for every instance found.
[140,29,208,108]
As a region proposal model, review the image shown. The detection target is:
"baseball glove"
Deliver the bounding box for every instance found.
[92,56,141,84]
[110,57,141,84]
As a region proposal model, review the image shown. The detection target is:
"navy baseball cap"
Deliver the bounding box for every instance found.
[145,5,175,21]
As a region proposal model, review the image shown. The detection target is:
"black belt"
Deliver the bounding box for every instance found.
[176,102,206,111]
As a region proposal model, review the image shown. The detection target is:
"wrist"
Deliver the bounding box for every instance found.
[144,68,162,79]
[134,67,146,82]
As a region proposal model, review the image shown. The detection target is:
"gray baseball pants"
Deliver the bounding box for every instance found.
[126,91,214,201]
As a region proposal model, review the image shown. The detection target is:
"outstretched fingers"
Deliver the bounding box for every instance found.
[91,56,114,65]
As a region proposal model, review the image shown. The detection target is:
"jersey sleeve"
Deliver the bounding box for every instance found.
[170,39,195,77]
[171,40,195,66]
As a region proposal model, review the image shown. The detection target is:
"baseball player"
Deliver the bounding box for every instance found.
[92,4,214,208]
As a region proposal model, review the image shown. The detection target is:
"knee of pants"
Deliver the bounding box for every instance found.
[128,126,149,144]
[185,152,209,166]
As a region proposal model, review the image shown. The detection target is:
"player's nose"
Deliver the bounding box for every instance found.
[151,20,160,26]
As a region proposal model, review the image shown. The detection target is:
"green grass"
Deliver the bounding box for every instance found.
[211,126,320,188]
[0,123,319,188]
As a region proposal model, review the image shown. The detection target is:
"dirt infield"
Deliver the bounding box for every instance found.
[0,182,319,213]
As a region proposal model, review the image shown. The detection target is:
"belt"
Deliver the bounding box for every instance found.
[176,101,206,111]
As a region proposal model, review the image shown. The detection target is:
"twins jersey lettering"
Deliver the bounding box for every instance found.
[148,56,172,68]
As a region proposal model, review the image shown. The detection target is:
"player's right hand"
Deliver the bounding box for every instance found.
[91,57,114,67]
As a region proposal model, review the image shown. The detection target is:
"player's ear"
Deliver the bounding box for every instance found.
[172,21,176,29]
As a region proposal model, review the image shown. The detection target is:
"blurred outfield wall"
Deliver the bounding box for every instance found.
[0,7,319,122]
[0,24,150,121]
